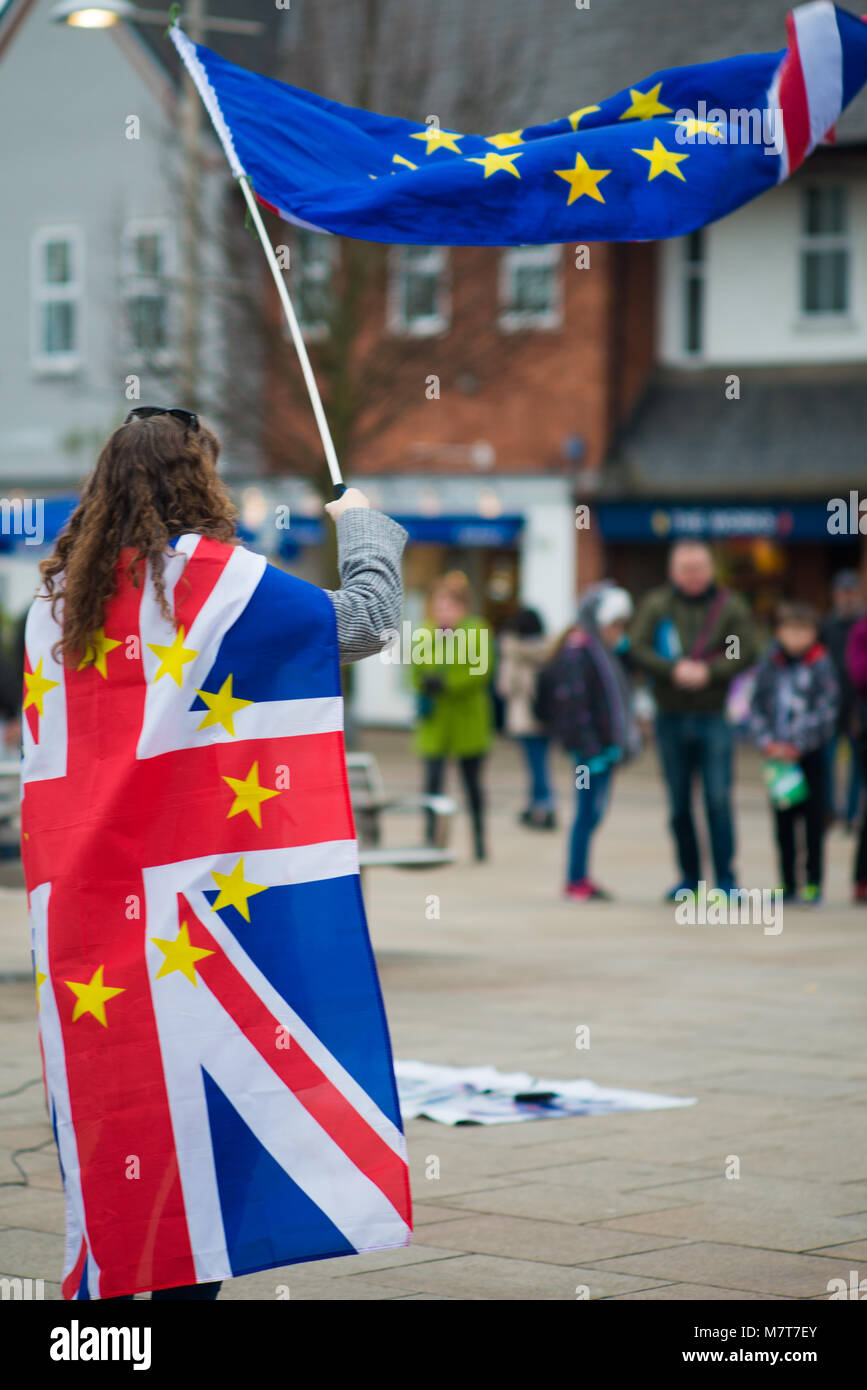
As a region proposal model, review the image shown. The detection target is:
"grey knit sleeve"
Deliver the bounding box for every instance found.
[325,508,408,664]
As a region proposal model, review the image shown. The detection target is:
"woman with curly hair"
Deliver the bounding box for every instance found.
[22,407,410,1301]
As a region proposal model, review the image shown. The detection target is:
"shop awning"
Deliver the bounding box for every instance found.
[596,500,855,542]
[391,514,524,547]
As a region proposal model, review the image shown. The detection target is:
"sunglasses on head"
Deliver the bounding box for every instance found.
[123,406,199,431]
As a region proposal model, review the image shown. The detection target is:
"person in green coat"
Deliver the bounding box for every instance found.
[411,571,493,861]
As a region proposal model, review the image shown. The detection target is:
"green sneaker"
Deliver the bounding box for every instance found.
[800,884,822,906]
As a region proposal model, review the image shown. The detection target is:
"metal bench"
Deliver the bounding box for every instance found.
[0,753,457,873]
[347,752,457,870]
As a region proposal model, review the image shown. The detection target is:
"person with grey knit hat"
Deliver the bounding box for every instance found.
[535,582,639,901]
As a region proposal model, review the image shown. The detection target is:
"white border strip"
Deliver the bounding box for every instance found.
[794,1,844,153]
[31,880,102,1298]
[170,24,246,180]
[169,24,331,237]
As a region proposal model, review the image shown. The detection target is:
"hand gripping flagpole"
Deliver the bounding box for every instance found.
[169,21,345,497]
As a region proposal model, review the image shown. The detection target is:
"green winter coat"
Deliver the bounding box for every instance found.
[411,616,493,758]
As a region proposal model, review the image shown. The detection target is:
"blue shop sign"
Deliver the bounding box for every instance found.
[596,502,852,543]
[391,514,524,547]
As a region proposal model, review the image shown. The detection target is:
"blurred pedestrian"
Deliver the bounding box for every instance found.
[496,607,556,829]
[412,571,493,861]
[749,602,838,905]
[845,610,867,902]
[536,583,638,901]
[631,541,757,897]
[820,569,863,830]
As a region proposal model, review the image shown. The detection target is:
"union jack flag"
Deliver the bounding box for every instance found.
[21,535,412,1300]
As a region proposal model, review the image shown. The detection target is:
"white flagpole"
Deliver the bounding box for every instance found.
[169,22,345,494]
[237,179,345,494]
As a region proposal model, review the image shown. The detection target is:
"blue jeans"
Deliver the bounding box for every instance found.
[655,712,736,887]
[825,732,862,823]
[519,734,554,810]
[567,763,612,883]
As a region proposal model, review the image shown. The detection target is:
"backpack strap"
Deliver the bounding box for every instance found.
[689,588,730,661]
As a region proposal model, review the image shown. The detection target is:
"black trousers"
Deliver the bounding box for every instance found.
[424,755,486,857]
[105,1281,222,1301]
[855,735,867,884]
[773,749,826,892]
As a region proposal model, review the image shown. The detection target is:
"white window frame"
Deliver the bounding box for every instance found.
[121,218,176,369]
[681,229,706,357]
[31,225,84,375]
[498,244,563,332]
[799,184,850,322]
[387,245,450,337]
[292,230,336,342]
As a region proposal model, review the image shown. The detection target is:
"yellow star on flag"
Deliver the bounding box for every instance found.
[554,152,611,205]
[671,117,725,142]
[23,659,59,716]
[486,130,523,148]
[151,921,214,986]
[78,628,122,678]
[148,626,198,687]
[65,965,125,1027]
[195,674,252,737]
[409,127,463,155]
[35,964,47,1009]
[467,151,523,179]
[211,857,268,922]
[568,105,601,131]
[620,83,672,121]
[223,760,281,828]
[633,137,689,181]
[392,153,418,170]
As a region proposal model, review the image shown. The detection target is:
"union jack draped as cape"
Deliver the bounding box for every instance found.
[21,536,412,1299]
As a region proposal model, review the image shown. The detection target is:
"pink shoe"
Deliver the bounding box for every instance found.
[564,879,612,902]
[565,879,595,901]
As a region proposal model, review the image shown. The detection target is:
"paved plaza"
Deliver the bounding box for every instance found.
[1,731,865,1300]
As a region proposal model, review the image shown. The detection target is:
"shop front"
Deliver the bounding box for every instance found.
[597,499,864,632]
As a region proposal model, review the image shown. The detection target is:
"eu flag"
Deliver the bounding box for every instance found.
[172,3,867,245]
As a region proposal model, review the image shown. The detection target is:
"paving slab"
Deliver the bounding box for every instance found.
[595,1204,867,1253]
[412,1213,691,1264]
[605,1283,786,1301]
[440,1180,700,1224]
[584,1241,856,1297]
[358,1253,671,1300]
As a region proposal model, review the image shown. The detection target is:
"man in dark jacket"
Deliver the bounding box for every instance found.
[631,541,758,897]
[820,570,863,828]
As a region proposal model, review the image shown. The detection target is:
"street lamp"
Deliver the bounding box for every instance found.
[50,1,264,409]
[49,3,262,37]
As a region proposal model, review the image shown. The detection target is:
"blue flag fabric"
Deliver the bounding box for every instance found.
[172,4,867,245]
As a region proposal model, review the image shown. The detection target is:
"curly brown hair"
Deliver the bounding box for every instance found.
[40,413,238,667]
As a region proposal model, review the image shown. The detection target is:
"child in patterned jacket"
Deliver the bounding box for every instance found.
[750,602,839,904]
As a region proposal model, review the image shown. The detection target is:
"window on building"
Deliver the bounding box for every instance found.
[122,222,173,365]
[801,186,849,315]
[682,229,705,355]
[388,245,449,335]
[499,244,562,331]
[32,227,82,372]
[294,230,335,340]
